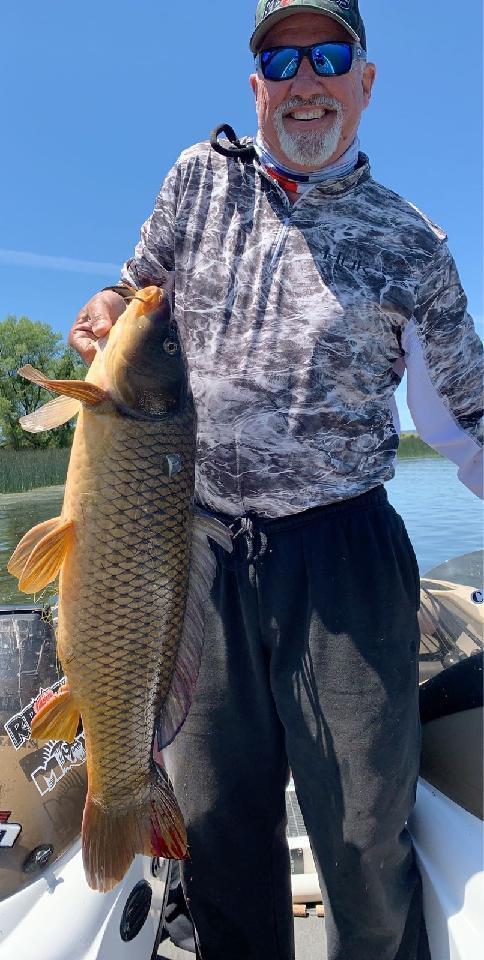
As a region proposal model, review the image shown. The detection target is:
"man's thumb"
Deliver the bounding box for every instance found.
[91,315,112,337]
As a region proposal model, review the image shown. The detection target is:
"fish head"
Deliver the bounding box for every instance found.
[101,286,189,417]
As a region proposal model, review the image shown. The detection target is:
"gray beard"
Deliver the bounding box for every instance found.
[273,96,344,168]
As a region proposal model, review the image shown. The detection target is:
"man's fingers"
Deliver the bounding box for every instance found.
[69,291,127,363]
[67,327,98,365]
[68,313,100,364]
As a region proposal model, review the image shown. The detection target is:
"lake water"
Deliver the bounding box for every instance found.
[386,458,482,575]
[0,459,482,606]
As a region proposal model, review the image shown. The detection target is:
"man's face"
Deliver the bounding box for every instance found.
[250,12,376,171]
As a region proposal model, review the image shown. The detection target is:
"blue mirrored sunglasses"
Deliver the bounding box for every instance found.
[256,42,366,82]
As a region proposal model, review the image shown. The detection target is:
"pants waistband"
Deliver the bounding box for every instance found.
[198,487,389,566]
[202,485,387,537]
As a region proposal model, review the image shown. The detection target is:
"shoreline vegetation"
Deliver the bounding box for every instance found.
[0,434,441,496]
[0,448,70,495]
[397,432,441,461]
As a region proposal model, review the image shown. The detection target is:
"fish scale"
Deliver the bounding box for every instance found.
[6,288,234,891]
[60,410,197,802]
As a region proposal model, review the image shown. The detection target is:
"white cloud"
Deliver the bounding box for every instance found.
[0,248,120,276]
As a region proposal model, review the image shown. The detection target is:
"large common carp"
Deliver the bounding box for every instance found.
[7,286,231,892]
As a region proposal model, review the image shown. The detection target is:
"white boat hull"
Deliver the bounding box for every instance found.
[0,842,168,960]
[409,779,484,960]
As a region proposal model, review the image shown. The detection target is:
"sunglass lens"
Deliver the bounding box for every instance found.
[312,43,352,76]
[261,48,300,81]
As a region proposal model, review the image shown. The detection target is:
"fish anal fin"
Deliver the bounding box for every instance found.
[149,774,188,861]
[7,516,62,578]
[18,365,107,406]
[31,686,81,743]
[20,396,81,433]
[16,519,74,593]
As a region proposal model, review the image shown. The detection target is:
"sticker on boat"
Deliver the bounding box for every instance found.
[0,812,22,848]
[31,733,86,796]
[4,678,66,750]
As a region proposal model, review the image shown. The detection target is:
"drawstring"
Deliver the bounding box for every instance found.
[210,124,257,161]
[229,514,269,568]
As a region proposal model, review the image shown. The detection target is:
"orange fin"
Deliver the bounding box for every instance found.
[31,686,81,743]
[9,518,74,593]
[20,395,81,433]
[18,365,107,405]
[8,516,62,578]
[82,771,188,892]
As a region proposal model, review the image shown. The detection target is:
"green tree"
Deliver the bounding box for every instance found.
[0,315,85,449]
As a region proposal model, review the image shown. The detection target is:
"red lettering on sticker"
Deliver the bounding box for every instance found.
[34,689,55,713]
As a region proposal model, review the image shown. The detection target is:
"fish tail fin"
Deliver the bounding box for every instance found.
[7,516,74,593]
[82,774,188,892]
[31,685,81,742]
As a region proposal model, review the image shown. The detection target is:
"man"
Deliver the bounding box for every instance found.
[69,2,483,958]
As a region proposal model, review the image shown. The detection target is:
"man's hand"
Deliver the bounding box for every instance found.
[69,291,127,364]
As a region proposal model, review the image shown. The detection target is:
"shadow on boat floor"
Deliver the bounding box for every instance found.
[157,912,328,959]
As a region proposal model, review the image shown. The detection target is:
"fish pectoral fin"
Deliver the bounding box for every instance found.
[8,516,63,578]
[20,396,82,433]
[31,686,81,743]
[8,517,74,593]
[18,365,108,406]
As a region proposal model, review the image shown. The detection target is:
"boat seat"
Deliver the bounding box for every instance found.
[419,653,483,820]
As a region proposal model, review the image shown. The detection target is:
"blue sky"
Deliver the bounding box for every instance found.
[1,0,482,430]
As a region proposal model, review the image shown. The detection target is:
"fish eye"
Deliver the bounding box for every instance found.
[163,339,179,355]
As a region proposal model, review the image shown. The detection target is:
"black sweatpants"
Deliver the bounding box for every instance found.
[167,487,431,960]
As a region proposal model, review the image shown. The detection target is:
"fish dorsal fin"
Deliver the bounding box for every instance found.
[18,365,108,405]
[157,512,232,751]
[31,685,81,743]
[8,517,74,593]
[20,395,82,433]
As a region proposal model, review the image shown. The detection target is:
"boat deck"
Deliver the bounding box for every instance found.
[158,912,328,959]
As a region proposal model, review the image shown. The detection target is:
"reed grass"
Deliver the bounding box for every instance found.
[0,432,440,494]
[0,448,70,493]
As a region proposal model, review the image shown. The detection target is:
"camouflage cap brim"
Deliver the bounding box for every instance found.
[250,0,366,55]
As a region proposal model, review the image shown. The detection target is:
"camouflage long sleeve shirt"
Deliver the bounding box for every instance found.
[122,141,483,517]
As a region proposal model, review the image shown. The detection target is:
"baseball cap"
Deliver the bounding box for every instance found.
[250,0,367,54]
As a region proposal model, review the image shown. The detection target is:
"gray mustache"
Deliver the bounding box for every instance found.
[276,95,342,116]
